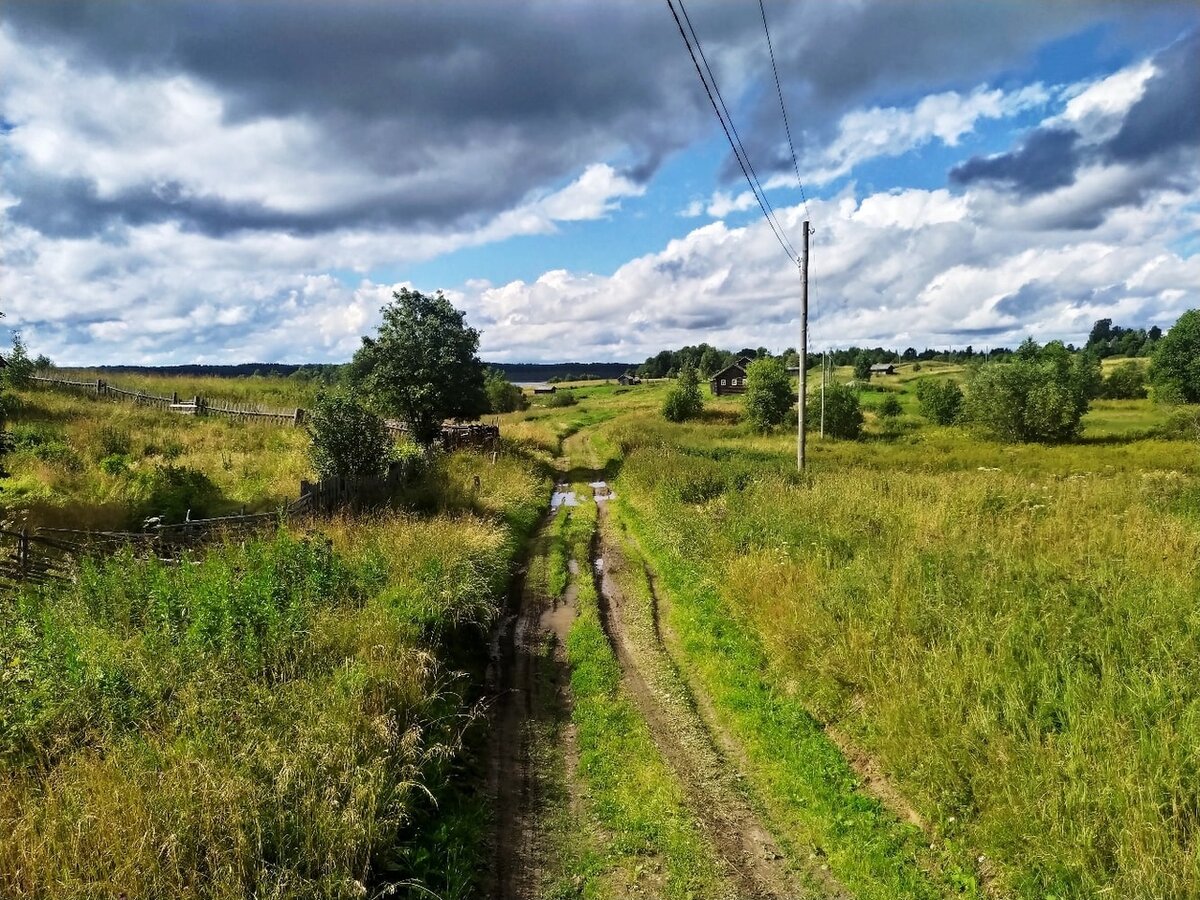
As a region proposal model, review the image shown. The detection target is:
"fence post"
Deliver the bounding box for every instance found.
[293,407,305,427]
[18,527,28,577]
[96,379,105,396]
[192,395,201,415]
[171,391,179,404]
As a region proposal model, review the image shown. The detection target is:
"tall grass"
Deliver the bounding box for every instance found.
[611,404,1200,897]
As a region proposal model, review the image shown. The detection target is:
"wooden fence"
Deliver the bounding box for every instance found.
[0,456,425,587]
[25,375,501,447]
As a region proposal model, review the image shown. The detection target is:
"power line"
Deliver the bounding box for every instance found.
[675,0,797,259]
[757,0,810,220]
[665,0,798,263]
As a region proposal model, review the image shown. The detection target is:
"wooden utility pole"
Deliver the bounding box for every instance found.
[797,220,810,470]
[820,350,826,439]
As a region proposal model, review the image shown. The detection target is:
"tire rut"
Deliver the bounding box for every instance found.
[590,498,834,900]
[486,514,576,900]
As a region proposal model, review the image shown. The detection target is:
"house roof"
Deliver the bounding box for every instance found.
[709,363,746,381]
[869,363,896,372]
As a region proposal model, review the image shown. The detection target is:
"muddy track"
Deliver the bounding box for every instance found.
[486,516,576,900]
[591,499,830,900]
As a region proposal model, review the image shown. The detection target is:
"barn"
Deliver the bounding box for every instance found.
[709,363,747,395]
[869,363,897,376]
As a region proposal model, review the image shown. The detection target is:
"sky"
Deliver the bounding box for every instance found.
[1,1,1198,365]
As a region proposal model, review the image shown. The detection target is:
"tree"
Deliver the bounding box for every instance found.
[963,346,1099,442]
[351,288,487,446]
[743,358,793,430]
[807,382,863,439]
[484,369,528,413]
[1150,310,1200,403]
[663,364,703,422]
[1101,360,1148,400]
[308,391,393,481]
[853,352,872,381]
[5,332,34,387]
[915,378,964,425]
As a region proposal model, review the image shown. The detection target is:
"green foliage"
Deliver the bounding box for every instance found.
[965,342,1100,442]
[1150,309,1200,403]
[128,463,222,521]
[743,357,794,430]
[4,332,34,388]
[808,382,863,439]
[878,393,903,419]
[484,369,528,413]
[307,390,392,481]
[1101,360,1149,400]
[662,364,703,422]
[542,389,578,408]
[915,378,964,424]
[352,287,487,445]
[853,352,872,381]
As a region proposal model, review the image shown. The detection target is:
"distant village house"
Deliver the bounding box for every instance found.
[869,363,897,376]
[617,373,641,386]
[710,362,747,395]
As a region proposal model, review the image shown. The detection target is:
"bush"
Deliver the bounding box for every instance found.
[964,343,1099,442]
[743,358,794,430]
[485,370,528,413]
[99,453,132,476]
[663,365,703,423]
[1101,360,1148,400]
[1161,407,1200,441]
[129,464,221,521]
[543,389,578,408]
[915,378,964,425]
[1150,309,1200,403]
[853,353,872,381]
[308,391,393,481]
[95,424,132,459]
[878,394,903,419]
[807,382,863,439]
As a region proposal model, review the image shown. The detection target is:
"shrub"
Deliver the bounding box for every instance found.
[129,464,221,521]
[1101,360,1148,400]
[663,365,703,423]
[1161,407,1200,440]
[964,344,1099,442]
[853,353,872,381]
[1150,309,1200,402]
[544,390,578,408]
[100,453,132,476]
[485,370,528,413]
[308,391,393,481]
[915,378,964,425]
[878,394,903,419]
[807,382,863,439]
[743,358,794,431]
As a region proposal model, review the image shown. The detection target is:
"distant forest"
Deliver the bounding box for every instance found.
[64,317,1160,385]
[83,361,637,384]
[636,318,1162,378]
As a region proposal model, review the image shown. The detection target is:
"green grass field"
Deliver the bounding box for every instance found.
[3,365,1198,897]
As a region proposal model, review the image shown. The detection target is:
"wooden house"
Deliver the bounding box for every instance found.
[533,385,557,394]
[617,373,641,386]
[710,363,747,395]
[869,363,897,376]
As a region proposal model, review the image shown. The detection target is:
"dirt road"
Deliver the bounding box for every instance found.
[485,515,576,900]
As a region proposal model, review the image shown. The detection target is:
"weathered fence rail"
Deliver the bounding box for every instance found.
[25,375,500,446]
[0,455,427,587]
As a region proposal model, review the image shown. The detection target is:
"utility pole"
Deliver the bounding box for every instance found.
[797,220,810,470]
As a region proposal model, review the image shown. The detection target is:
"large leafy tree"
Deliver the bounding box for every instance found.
[352,288,487,446]
[1150,310,1200,403]
[743,357,793,430]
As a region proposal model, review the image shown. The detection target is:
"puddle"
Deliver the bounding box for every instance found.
[590,480,617,502]
[551,482,578,509]
[593,555,604,573]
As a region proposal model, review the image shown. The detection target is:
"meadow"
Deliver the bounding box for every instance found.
[0,378,548,898]
[592,368,1200,898]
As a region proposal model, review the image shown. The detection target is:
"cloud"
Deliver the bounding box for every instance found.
[950,127,1082,196]
[950,29,1200,202]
